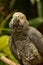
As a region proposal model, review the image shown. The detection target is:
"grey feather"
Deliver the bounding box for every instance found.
[9,12,43,65]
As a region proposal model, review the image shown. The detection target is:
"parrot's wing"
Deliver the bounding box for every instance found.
[28,27,43,56]
[9,36,21,60]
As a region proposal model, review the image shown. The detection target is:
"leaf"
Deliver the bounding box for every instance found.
[0,35,9,50]
[30,0,35,5]
[9,0,16,10]
[29,17,43,28]
[0,11,14,28]
[0,28,10,35]
[0,36,9,65]
[0,35,19,63]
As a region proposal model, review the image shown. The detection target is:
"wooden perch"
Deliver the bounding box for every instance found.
[0,56,20,65]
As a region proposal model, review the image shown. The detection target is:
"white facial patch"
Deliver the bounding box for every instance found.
[13,12,26,25]
[13,12,25,17]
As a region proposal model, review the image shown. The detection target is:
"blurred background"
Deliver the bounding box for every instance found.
[0,0,43,36]
[0,0,43,65]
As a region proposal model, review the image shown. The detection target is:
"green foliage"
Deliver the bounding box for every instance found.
[0,35,19,65]
[30,0,36,5]
[9,0,16,10]
[0,12,14,28]
[29,17,43,28]
[0,28,10,36]
[0,0,43,64]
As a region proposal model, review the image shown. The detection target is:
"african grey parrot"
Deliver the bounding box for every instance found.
[9,12,43,65]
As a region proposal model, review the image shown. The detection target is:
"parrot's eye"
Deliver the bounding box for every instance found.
[18,15,24,20]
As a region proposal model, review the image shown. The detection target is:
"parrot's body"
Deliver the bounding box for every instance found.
[9,12,43,65]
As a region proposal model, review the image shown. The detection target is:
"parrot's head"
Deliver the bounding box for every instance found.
[9,12,29,35]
